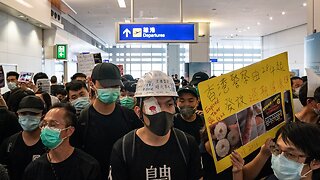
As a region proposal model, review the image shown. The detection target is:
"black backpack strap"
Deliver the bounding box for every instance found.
[122,130,136,164]
[172,128,189,166]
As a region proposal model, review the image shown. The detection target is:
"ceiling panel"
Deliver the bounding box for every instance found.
[64,0,307,44]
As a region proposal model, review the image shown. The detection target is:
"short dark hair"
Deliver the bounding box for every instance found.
[56,88,67,96]
[66,80,88,95]
[314,86,320,103]
[71,73,86,81]
[50,103,77,127]
[299,82,308,106]
[50,76,57,84]
[290,76,302,86]
[6,71,19,79]
[33,72,48,84]
[275,122,320,163]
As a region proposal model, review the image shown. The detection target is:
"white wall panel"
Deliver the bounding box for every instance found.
[0,10,42,83]
[262,25,307,76]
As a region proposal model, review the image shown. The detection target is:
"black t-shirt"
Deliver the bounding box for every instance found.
[0,132,45,180]
[2,91,11,104]
[0,107,21,144]
[174,114,204,144]
[73,104,137,179]
[110,130,202,180]
[23,148,101,180]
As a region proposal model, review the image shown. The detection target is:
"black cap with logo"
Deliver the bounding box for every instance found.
[91,63,123,88]
[190,72,209,86]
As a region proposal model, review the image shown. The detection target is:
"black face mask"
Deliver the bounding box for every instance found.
[144,111,174,136]
[179,106,196,118]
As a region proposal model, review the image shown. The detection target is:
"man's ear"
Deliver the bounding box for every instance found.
[310,159,320,170]
[66,126,75,137]
[134,106,142,118]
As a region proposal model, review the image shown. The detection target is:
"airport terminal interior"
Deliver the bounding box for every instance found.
[1,0,320,180]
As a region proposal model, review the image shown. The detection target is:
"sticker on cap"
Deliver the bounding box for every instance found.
[144,97,161,115]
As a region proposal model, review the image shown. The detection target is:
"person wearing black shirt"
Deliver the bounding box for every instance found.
[174,85,204,144]
[110,71,202,180]
[173,74,180,91]
[2,71,19,104]
[24,103,101,180]
[0,95,45,180]
[71,63,139,179]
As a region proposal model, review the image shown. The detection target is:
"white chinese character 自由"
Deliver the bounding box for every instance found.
[146,166,157,180]
[150,27,156,33]
[143,27,149,33]
[159,165,171,180]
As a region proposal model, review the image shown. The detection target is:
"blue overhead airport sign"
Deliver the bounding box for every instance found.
[116,23,198,43]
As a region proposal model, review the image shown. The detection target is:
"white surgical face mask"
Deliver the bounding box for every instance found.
[271,154,312,180]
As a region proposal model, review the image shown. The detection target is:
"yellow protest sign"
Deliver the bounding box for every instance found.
[198,52,293,173]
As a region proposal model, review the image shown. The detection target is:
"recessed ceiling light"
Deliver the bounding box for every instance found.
[257,22,261,25]
[18,15,25,18]
[303,2,307,7]
[238,30,242,33]
[247,27,250,30]
[269,16,273,20]
[281,11,286,15]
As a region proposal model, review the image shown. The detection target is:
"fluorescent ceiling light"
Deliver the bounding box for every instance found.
[117,0,126,8]
[15,0,33,8]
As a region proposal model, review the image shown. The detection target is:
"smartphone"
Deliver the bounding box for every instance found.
[36,79,51,93]
[18,72,34,82]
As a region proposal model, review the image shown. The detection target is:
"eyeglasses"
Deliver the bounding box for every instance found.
[270,142,307,162]
[39,120,65,129]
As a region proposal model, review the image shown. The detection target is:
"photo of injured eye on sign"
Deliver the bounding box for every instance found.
[209,93,284,160]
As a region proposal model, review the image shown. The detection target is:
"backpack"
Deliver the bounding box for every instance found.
[76,105,133,149]
[121,128,190,166]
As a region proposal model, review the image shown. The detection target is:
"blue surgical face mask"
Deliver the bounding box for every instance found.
[97,87,120,104]
[18,115,41,131]
[271,154,311,180]
[40,126,69,149]
[120,96,135,109]
[71,97,90,113]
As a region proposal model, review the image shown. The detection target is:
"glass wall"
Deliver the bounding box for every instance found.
[210,37,262,76]
[98,37,262,79]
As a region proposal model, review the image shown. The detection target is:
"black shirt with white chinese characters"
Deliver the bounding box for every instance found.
[110,130,202,180]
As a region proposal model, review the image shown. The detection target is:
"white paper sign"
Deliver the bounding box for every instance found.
[77,54,95,76]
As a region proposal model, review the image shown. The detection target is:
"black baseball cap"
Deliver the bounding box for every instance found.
[91,63,123,88]
[177,85,198,98]
[190,72,209,86]
[124,81,137,93]
[17,95,44,113]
